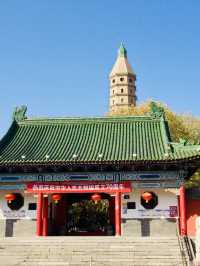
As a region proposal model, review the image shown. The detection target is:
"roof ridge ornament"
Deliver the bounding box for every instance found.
[150,102,165,119]
[13,105,27,122]
[179,138,187,146]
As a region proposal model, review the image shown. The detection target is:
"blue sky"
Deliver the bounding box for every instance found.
[0,1,200,137]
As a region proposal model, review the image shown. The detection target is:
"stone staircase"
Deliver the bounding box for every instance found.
[0,236,185,266]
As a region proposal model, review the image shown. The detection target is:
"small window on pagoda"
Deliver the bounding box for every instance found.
[121,98,124,103]
[129,78,133,83]
[121,88,124,93]
[130,89,132,94]
[120,77,124,82]
[140,191,158,209]
[7,193,24,211]
[113,100,115,105]
[112,79,115,83]
[113,90,114,94]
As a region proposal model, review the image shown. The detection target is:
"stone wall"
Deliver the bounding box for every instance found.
[122,218,177,237]
[0,219,36,237]
[0,220,6,237]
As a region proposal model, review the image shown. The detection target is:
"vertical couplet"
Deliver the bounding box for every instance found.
[36,193,43,236]
[179,185,187,236]
[115,192,121,236]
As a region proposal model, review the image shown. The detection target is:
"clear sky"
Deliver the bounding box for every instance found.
[0,1,200,137]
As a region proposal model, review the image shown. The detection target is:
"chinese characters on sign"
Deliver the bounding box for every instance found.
[169,206,178,217]
[27,182,132,193]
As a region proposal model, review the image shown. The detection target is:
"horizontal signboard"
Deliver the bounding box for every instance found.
[27,182,132,193]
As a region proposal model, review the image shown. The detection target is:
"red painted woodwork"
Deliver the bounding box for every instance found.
[179,186,187,236]
[36,193,43,236]
[54,197,67,231]
[109,196,115,227]
[5,193,16,203]
[115,192,121,236]
[42,197,48,236]
[186,199,200,236]
[91,193,101,202]
[142,192,152,203]
[52,194,62,204]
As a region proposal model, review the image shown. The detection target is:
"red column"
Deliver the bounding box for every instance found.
[115,192,121,236]
[109,196,115,227]
[179,185,187,236]
[36,193,43,236]
[42,196,48,236]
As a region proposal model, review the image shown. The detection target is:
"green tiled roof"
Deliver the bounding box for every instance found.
[0,114,199,165]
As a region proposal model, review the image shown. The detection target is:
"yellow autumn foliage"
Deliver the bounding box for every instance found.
[108,100,200,187]
[108,100,199,143]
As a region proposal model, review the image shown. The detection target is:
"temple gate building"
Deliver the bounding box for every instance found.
[0,46,199,238]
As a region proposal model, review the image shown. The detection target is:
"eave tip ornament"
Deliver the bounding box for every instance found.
[13,105,27,122]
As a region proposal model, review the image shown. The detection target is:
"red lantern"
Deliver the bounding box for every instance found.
[5,193,16,203]
[52,194,62,204]
[91,193,101,202]
[142,192,153,203]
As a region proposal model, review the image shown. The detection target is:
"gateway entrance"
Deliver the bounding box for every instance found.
[49,193,114,236]
[27,181,131,236]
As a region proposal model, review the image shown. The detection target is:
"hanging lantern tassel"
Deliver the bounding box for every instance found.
[91,193,101,203]
[52,194,62,204]
[5,193,16,203]
[142,192,153,203]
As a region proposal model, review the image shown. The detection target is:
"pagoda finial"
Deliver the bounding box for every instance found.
[118,43,127,57]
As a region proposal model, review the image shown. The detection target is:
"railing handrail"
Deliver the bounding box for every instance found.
[176,219,188,265]
[183,236,196,265]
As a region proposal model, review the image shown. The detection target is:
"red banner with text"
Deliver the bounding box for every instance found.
[27,181,132,193]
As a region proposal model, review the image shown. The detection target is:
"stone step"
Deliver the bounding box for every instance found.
[0,244,180,248]
[18,262,183,266]
[0,245,181,250]
[0,252,182,257]
[0,249,181,254]
[20,259,184,266]
[20,264,183,266]
[0,251,182,256]
[0,237,184,266]
[0,237,180,243]
[0,258,184,266]
[0,241,180,246]
[0,239,180,243]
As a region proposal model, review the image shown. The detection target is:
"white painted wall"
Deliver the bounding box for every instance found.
[0,187,178,220]
[0,191,37,219]
[122,188,178,219]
